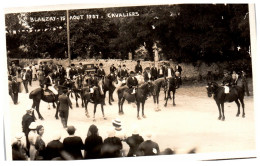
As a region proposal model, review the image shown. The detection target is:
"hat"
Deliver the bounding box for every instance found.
[15,132,24,140]
[99,63,103,66]
[123,64,126,67]
[71,64,75,67]
[29,122,37,129]
[67,126,76,135]
[52,132,61,141]
[130,71,135,75]
[112,118,122,127]
[137,60,140,63]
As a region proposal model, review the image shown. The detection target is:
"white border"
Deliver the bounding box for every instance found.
[1,0,259,165]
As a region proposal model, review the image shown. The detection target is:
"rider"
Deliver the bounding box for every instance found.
[88,72,99,102]
[44,72,58,95]
[127,71,138,95]
[97,63,106,82]
[222,70,232,94]
[121,64,129,83]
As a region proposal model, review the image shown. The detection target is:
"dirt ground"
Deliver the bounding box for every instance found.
[6,79,255,160]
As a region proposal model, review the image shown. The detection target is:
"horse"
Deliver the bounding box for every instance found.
[152,78,167,111]
[82,80,106,121]
[117,82,155,120]
[103,73,118,105]
[72,74,86,108]
[29,85,69,120]
[206,82,245,121]
[164,76,180,107]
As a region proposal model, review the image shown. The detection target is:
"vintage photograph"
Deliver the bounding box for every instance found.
[3,3,256,161]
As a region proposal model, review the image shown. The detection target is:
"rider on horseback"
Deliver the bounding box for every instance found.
[127,71,138,95]
[222,70,232,94]
[88,72,99,102]
[164,63,175,91]
[43,72,58,95]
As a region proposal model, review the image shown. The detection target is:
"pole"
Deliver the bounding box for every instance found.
[66,10,71,65]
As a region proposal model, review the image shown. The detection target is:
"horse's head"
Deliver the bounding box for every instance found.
[147,81,156,96]
[206,82,219,97]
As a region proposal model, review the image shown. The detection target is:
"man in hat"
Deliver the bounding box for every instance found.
[22,108,35,151]
[58,88,73,128]
[94,63,99,74]
[126,71,138,95]
[110,64,117,74]
[42,61,50,77]
[135,60,143,75]
[151,63,158,81]
[164,63,174,79]
[63,126,84,160]
[175,62,182,85]
[77,63,85,75]
[11,76,20,104]
[136,132,160,156]
[69,64,78,80]
[121,64,129,82]
[57,65,66,86]
[97,63,106,80]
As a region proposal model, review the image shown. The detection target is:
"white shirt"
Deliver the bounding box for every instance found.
[168,68,172,77]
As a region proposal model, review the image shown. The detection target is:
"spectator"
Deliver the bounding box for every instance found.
[8,75,14,103]
[136,132,160,156]
[231,70,239,85]
[144,68,152,82]
[12,132,28,160]
[63,126,84,160]
[125,125,144,157]
[160,148,175,155]
[11,76,20,104]
[84,124,103,159]
[45,132,64,160]
[157,64,165,78]
[35,125,46,160]
[241,71,250,96]
[28,65,33,86]
[28,122,38,160]
[32,64,37,81]
[101,127,123,158]
[151,63,158,81]
[134,60,143,75]
[22,108,35,152]
[110,64,117,74]
[58,88,73,128]
[112,118,126,141]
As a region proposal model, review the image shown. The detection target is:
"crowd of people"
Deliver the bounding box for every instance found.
[13,112,175,160]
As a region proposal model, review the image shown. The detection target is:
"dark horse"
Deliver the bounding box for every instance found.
[206,82,245,121]
[164,76,180,107]
[82,80,106,121]
[103,73,118,105]
[152,78,167,111]
[117,82,155,120]
[29,86,68,120]
[73,74,87,108]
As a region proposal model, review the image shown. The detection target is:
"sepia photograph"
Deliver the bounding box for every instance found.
[1,1,259,163]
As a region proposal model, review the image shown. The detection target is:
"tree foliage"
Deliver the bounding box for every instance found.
[5,4,250,63]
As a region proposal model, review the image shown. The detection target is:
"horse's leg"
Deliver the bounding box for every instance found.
[216,102,222,120]
[36,100,44,120]
[104,90,107,105]
[142,101,146,118]
[153,95,157,111]
[75,92,79,108]
[164,91,169,107]
[85,101,90,118]
[55,102,59,120]
[157,94,161,111]
[137,102,141,120]
[121,98,125,115]
[109,90,112,105]
[101,104,106,120]
[239,98,245,118]
[221,103,225,121]
[118,97,121,114]
[93,104,97,121]
[81,92,85,108]
[172,90,176,106]
[111,88,115,101]
[52,102,56,109]
[164,91,167,100]
[235,99,240,117]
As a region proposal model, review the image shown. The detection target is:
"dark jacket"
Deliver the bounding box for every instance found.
[22,113,35,135]
[164,68,175,78]
[121,69,128,78]
[84,135,103,159]
[21,72,30,81]
[45,140,64,160]
[135,65,143,74]
[222,75,232,86]
[144,71,152,82]
[101,136,122,158]
[63,136,84,160]
[69,68,78,79]
[126,134,144,157]
[97,69,106,78]
[137,140,160,156]
[157,67,165,77]
[110,66,117,73]
[77,67,85,75]
[126,77,138,88]
[12,80,19,94]
[88,77,99,88]
[58,94,72,111]
[151,67,158,80]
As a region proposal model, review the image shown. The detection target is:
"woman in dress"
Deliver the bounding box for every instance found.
[28,122,38,160]
[35,125,46,160]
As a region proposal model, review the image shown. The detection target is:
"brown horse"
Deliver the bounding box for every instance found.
[117,82,155,120]
[206,82,245,121]
[103,73,118,105]
[82,80,106,121]
[29,85,69,120]
[152,78,167,111]
[164,77,180,107]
